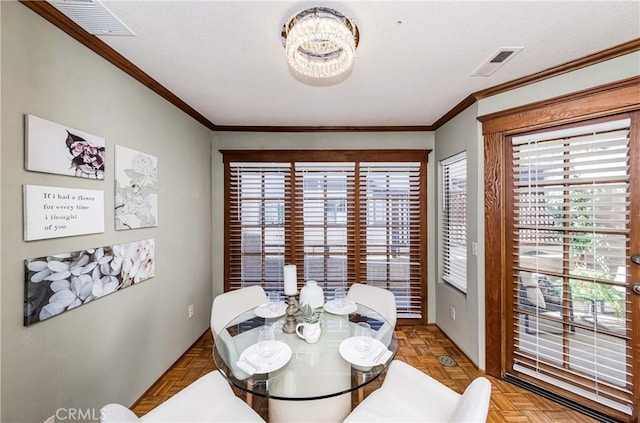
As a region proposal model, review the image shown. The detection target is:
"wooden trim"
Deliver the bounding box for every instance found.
[479,76,640,135]
[483,75,640,420]
[629,111,640,423]
[220,149,432,163]
[419,160,429,323]
[20,0,216,131]
[214,125,434,132]
[223,161,231,292]
[431,94,479,130]
[483,131,506,378]
[475,38,640,100]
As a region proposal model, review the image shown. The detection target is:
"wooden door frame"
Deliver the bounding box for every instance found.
[479,76,640,422]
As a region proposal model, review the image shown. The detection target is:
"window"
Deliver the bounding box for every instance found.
[440,152,467,293]
[223,150,429,321]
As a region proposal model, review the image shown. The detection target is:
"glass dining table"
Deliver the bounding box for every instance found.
[212,300,397,423]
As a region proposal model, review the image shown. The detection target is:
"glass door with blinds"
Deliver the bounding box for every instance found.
[223,151,429,322]
[506,116,638,419]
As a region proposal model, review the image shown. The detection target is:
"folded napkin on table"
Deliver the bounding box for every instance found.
[236,350,281,375]
[361,345,393,365]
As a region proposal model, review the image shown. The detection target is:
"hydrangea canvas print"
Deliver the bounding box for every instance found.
[115,145,158,230]
[25,114,105,179]
[24,239,155,326]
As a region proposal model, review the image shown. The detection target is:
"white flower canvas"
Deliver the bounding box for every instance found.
[24,239,155,326]
[25,114,106,179]
[115,145,158,230]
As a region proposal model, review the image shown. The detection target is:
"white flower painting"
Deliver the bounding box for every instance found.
[24,239,155,326]
[115,145,158,230]
[25,114,106,180]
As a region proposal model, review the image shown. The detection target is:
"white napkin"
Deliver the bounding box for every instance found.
[236,349,282,375]
[361,345,393,365]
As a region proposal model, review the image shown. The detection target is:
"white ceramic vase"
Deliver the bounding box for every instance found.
[295,322,322,344]
[299,280,324,308]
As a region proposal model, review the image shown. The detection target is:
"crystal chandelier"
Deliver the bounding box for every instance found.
[282,7,359,80]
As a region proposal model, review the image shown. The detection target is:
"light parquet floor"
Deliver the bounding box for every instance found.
[131,325,597,423]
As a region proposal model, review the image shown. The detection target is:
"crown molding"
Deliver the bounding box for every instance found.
[20,2,640,133]
[213,125,434,132]
[20,0,216,131]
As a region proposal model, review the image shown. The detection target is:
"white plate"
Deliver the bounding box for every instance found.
[254,302,288,318]
[339,337,392,368]
[324,300,357,315]
[237,341,292,375]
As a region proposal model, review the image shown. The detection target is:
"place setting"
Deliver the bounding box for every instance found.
[237,326,292,375]
[254,291,288,319]
[339,322,393,369]
[324,287,357,315]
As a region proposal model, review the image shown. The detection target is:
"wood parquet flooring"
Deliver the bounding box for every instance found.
[131,324,598,422]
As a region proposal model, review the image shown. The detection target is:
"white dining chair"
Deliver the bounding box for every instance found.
[100,370,265,422]
[347,283,397,345]
[343,360,492,423]
[210,285,268,404]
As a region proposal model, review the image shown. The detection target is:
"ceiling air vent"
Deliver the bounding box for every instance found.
[471,47,523,77]
[48,0,135,36]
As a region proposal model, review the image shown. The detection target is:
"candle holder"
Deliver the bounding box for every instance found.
[282,292,298,334]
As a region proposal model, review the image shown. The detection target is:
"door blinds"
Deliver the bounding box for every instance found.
[510,118,632,414]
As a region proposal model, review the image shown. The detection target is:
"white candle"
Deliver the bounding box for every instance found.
[283,264,297,296]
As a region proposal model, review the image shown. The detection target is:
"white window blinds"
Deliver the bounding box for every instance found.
[228,162,292,292]
[511,118,633,415]
[441,152,468,293]
[294,163,356,294]
[359,162,423,318]
[224,152,428,320]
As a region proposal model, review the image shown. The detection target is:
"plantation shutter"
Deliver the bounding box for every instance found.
[358,162,423,319]
[441,152,468,292]
[293,163,356,297]
[227,162,292,292]
[510,118,633,415]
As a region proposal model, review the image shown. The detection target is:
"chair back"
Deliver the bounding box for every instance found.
[210,285,268,380]
[210,285,267,336]
[449,376,492,423]
[347,283,397,327]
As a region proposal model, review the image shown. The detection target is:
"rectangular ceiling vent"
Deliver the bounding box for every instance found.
[471,47,523,77]
[48,0,135,36]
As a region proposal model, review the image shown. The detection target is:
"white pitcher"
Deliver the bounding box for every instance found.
[295,322,322,344]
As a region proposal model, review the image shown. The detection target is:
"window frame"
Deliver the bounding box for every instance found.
[221,149,430,323]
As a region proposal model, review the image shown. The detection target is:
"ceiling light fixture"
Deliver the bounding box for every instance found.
[281,7,359,80]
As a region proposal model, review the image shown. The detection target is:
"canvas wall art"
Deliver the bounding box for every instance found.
[23,185,104,241]
[24,239,155,326]
[25,114,105,179]
[115,145,158,230]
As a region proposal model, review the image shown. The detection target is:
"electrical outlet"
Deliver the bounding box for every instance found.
[449,306,456,320]
[188,304,194,319]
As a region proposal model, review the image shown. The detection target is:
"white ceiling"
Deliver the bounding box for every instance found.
[95,1,639,128]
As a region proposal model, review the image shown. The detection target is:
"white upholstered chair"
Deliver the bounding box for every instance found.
[343,360,492,423]
[210,285,268,381]
[347,283,397,345]
[100,371,265,422]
